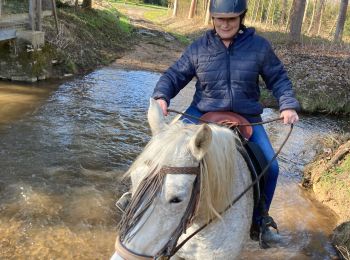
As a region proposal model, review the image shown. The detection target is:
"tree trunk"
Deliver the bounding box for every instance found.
[75,0,79,10]
[204,0,211,25]
[259,0,265,23]
[309,0,325,35]
[266,0,274,24]
[172,0,178,17]
[334,0,349,42]
[317,4,323,36]
[0,0,2,17]
[188,0,197,19]
[307,0,316,33]
[82,0,92,9]
[280,0,288,25]
[271,0,277,24]
[253,0,261,22]
[289,0,307,43]
[250,0,257,21]
[302,0,309,24]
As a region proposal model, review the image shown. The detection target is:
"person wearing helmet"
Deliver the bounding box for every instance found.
[152,0,299,247]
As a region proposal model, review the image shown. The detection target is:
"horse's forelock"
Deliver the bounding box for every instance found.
[126,122,238,223]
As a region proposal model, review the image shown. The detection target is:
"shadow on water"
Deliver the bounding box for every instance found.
[0,68,348,259]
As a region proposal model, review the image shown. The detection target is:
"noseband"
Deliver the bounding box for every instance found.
[116,165,201,260]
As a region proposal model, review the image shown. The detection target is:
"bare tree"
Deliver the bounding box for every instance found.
[302,0,309,24]
[280,0,288,25]
[172,0,178,17]
[204,0,211,25]
[188,0,197,19]
[289,0,307,43]
[308,0,325,35]
[253,0,261,22]
[266,0,275,24]
[334,0,349,42]
[307,0,316,33]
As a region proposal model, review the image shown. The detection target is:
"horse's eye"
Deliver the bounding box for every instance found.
[169,197,182,203]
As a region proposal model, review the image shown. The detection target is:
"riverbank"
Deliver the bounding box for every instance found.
[303,136,350,259]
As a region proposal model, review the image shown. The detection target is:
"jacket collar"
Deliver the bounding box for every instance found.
[206,27,255,50]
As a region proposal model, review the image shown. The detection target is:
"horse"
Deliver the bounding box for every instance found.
[112,99,254,260]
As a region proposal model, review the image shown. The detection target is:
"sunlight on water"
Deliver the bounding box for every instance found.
[0,69,348,259]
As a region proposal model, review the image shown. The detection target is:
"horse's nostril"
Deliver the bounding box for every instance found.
[169,197,182,203]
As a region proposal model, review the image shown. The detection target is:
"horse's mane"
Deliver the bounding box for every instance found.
[125,121,238,222]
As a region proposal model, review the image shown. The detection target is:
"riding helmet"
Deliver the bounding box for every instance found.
[210,0,247,18]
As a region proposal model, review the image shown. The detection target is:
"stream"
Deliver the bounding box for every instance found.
[0,68,349,259]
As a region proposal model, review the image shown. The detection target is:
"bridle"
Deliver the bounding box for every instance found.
[116,166,201,260]
[116,110,293,259]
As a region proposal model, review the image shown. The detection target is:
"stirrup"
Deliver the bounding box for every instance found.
[259,215,279,249]
[115,192,132,213]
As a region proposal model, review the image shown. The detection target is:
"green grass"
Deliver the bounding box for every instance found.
[110,0,167,10]
[143,9,168,22]
[319,155,350,195]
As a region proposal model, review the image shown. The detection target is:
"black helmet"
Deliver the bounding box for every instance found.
[210,0,247,18]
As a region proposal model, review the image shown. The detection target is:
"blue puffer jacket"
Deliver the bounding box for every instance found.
[152,28,300,116]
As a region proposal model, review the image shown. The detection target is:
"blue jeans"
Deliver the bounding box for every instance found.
[181,106,279,223]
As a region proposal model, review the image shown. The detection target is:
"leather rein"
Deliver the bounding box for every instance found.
[117,110,293,260]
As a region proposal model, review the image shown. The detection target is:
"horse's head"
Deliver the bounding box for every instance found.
[114,99,238,259]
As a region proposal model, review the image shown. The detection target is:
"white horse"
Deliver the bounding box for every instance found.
[112,99,254,260]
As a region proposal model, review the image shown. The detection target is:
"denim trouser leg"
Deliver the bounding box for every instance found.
[180,106,204,124]
[180,107,279,223]
[249,125,279,223]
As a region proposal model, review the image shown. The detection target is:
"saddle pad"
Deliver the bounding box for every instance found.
[200,112,253,139]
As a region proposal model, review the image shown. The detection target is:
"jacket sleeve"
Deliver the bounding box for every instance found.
[152,46,195,106]
[260,42,300,112]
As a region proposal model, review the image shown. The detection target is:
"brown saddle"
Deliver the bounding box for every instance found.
[200,111,253,139]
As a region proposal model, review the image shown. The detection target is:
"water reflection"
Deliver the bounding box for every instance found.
[0,69,348,259]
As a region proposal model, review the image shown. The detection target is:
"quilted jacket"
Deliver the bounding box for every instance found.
[152,27,300,116]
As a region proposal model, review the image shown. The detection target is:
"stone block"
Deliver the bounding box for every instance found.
[16,31,45,49]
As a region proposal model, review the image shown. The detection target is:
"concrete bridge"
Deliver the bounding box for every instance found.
[0,0,53,46]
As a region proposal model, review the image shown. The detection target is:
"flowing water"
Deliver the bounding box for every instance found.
[0,68,349,259]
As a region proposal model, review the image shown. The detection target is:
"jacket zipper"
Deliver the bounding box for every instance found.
[227,42,233,111]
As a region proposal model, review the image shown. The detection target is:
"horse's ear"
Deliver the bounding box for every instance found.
[148,98,167,136]
[189,124,212,161]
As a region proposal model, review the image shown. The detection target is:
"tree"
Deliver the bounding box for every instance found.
[280,0,288,25]
[289,0,307,43]
[308,0,325,35]
[334,0,349,42]
[204,0,211,25]
[172,0,178,17]
[188,0,197,19]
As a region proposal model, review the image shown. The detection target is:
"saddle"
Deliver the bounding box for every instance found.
[200,112,268,209]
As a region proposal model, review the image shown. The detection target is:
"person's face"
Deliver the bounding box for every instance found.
[213,16,240,41]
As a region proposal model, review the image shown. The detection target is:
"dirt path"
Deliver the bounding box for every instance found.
[111,5,186,72]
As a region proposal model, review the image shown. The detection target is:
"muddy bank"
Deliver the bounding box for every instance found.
[303,137,350,258]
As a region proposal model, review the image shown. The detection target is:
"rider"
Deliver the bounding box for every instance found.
[152,0,299,245]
